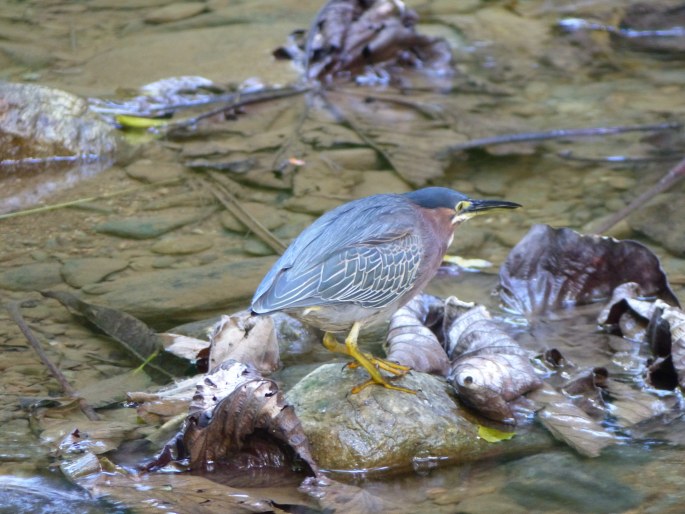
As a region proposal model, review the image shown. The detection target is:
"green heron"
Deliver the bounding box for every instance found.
[251,187,520,394]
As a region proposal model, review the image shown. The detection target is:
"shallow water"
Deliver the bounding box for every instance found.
[2,0,685,512]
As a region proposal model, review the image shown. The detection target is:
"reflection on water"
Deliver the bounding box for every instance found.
[0,159,113,215]
[0,475,123,513]
[1,0,685,512]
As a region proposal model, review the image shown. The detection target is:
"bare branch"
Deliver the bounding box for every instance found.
[6,301,100,421]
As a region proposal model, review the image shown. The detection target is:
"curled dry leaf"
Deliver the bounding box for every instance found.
[180,360,318,476]
[444,298,541,424]
[208,311,280,374]
[385,294,449,375]
[444,299,528,359]
[561,368,608,419]
[499,225,679,316]
[450,353,541,425]
[597,282,663,343]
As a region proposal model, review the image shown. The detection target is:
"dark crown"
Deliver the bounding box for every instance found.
[403,187,469,209]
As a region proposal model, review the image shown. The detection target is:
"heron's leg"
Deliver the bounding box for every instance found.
[322,332,411,375]
[338,322,415,394]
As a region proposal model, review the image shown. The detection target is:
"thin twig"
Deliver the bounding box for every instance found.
[199,174,287,254]
[438,121,681,158]
[6,301,100,421]
[164,86,310,135]
[557,150,681,164]
[0,178,184,221]
[593,155,685,234]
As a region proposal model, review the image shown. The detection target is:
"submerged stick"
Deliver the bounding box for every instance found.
[439,121,681,157]
[593,155,685,234]
[6,301,100,421]
[0,178,184,221]
[200,173,287,255]
[164,85,310,134]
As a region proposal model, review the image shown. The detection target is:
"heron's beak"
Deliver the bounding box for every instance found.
[453,199,521,224]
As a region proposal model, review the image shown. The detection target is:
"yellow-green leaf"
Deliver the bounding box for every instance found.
[115,114,168,129]
[478,425,515,443]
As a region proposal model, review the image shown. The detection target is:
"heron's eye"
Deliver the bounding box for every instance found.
[455,201,467,212]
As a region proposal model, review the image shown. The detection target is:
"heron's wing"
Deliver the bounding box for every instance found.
[254,230,423,311]
[252,196,421,312]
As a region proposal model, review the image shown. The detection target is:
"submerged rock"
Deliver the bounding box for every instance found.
[94,208,215,239]
[0,262,63,291]
[286,363,550,471]
[60,258,129,288]
[628,193,685,256]
[82,256,275,320]
[150,235,214,255]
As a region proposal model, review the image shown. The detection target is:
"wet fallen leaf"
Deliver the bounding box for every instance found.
[40,419,138,457]
[499,224,679,316]
[82,471,312,514]
[478,425,516,443]
[171,360,318,476]
[76,369,153,409]
[41,290,190,380]
[300,477,407,514]
[528,384,615,458]
[606,378,675,428]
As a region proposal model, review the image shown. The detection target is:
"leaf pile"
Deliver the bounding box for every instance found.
[599,287,685,391]
[275,0,453,82]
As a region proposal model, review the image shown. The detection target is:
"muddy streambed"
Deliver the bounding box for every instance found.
[2,0,685,512]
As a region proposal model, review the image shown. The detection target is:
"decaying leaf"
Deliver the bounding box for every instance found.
[561,368,608,419]
[208,311,280,374]
[499,224,679,315]
[528,384,615,458]
[597,282,651,341]
[597,289,685,390]
[176,360,318,476]
[82,470,314,514]
[605,378,676,428]
[444,298,541,424]
[300,478,406,514]
[41,290,189,379]
[385,294,449,375]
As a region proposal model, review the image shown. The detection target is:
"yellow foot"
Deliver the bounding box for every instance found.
[346,356,410,376]
[351,377,416,395]
[322,324,414,395]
